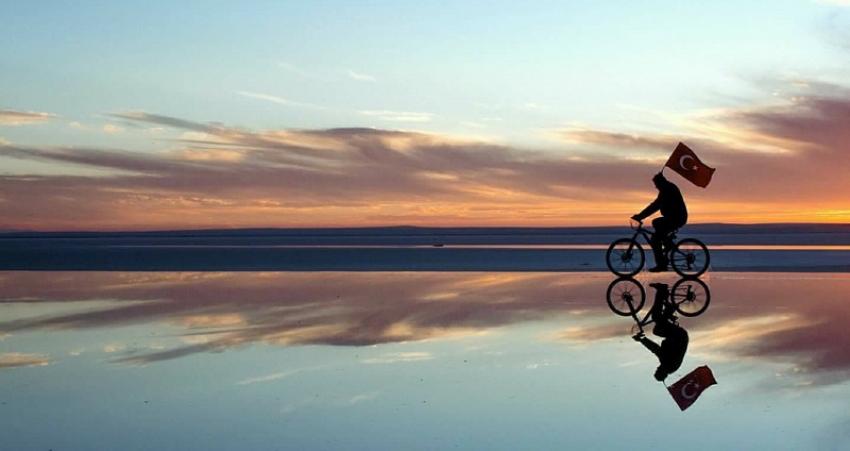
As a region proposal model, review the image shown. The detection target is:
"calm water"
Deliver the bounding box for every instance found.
[1,271,849,450]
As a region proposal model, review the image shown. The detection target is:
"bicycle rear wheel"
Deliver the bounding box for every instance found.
[606,277,646,316]
[670,238,710,277]
[671,277,711,317]
[606,238,645,277]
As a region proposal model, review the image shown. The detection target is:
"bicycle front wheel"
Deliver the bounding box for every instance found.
[606,277,646,316]
[606,238,645,277]
[671,277,711,317]
[670,238,710,277]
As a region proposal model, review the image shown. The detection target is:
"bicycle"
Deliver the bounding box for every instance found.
[606,277,711,319]
[605,219,710,277]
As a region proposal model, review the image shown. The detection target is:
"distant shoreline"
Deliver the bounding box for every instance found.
[3,224,850,271]
[0,246,848,272]
[4,223,850,246]
[4,223,850,236]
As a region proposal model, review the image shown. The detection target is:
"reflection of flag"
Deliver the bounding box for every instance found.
[665,142,715,188]
[667,365,717,411]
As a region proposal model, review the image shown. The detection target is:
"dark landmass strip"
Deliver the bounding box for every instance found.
[1,247,849,271]
[2,224,849,271]
[3,223,850,247]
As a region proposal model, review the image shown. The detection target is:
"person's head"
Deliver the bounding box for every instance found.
[654,367,669,381]
[652,172,667,189]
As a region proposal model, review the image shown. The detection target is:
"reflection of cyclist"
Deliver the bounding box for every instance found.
[632,172,688,272]
[632,283,689,381]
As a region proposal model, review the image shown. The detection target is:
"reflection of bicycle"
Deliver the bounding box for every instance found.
[606,277,711,319]
[606,219,710,277]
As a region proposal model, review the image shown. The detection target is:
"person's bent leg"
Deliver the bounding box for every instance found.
[650,217,672,270]
[649,284,668,319]
[649,283,671,337]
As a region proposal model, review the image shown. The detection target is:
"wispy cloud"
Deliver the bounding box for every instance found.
[237,91,296,106]
[5,271,850,387]
[236,368,311,386]
[0,352,49,368]
[556,80,850,219]
[0,111,658,229]
[361,352,434,364]
[3,78,850,230]
[103,343,126,353]
[358,110,433,122]
[237,91,326,110]
[0,272,575,364]
[347,391,380,404]
[102,123,124,134]
[0,109,54,126]
[559,129,675,150]
[347,69,376,82]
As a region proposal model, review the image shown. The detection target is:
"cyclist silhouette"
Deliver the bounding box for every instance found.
[632,283,689,381]
[631,172,688,272]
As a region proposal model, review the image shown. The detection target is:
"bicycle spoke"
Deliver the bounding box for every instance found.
[671,240,709,276]
[607,278,645,315]
[607,238,644,276]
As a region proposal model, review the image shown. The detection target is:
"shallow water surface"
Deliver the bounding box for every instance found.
[1,271,849,450]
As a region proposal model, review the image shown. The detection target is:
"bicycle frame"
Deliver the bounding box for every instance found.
[628,220,674,253]
[630,305,655,334]
[630,296,680,334]
[607,219,709,278]
[629,227,653,249]
[623,278,695,334]
[606,276,711,323]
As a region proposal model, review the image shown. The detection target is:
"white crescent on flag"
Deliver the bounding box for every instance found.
[679,155,695,171]
[667,365,717,411]
[681,381,700,400]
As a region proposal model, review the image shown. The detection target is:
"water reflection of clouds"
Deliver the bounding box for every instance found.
[711,275,850,386]
[0,272,594,364]
[1,272,850,385]
[0,352,49,369]
[589,274,850,386]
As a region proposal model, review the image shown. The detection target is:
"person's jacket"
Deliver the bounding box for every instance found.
[635,179,688,225]
[640,326,689,374]
[658,327,688,374]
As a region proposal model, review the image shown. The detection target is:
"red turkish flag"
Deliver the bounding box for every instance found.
[665,142,715,188]
[667,365,717,411]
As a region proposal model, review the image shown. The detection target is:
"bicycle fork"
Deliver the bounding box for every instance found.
[625,297,646,334]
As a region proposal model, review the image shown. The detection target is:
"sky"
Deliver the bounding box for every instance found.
[2,1,850,230]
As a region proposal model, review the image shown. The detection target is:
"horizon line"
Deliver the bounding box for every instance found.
[4,221,850,235]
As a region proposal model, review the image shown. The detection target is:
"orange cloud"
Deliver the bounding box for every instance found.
[0,352,49,369]
[2,81,850,230]
[0,109,54,126]
[0,113,659,230]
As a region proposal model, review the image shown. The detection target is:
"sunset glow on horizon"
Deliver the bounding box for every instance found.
[3,1,850,231]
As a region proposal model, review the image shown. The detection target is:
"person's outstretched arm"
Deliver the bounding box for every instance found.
[633,196,661,221]
[639,336,662,357]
